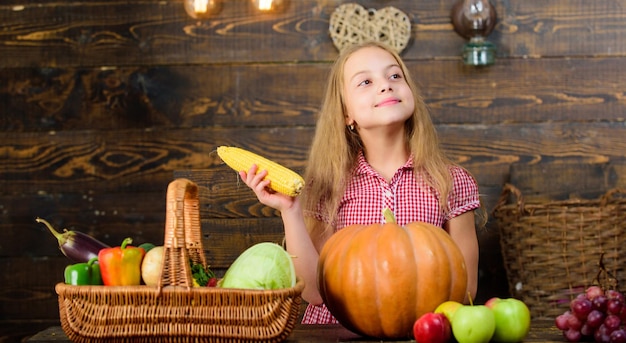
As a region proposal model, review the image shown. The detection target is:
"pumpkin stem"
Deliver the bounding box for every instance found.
[382,208,396,224]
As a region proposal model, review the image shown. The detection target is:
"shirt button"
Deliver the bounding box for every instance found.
[385,190,393,198]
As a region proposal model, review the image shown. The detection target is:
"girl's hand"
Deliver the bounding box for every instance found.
[239,164,296,212]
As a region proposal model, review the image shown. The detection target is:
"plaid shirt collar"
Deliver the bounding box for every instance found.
[353,150,414,178]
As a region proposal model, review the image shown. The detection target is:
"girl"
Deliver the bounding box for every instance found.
[239,41,483,324]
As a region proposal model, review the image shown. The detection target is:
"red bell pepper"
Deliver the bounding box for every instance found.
[98,237,145,286]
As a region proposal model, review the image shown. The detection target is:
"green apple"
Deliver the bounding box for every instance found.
[434,300,463,322]
[451,305,495,343]
[485,297,531,342]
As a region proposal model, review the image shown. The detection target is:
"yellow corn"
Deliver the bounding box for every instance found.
[217,146,305,197]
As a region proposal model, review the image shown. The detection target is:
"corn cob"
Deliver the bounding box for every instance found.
[217,146,305,197]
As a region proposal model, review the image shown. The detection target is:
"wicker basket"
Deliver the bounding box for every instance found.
[56,178,304,343]
[493,183,626,319]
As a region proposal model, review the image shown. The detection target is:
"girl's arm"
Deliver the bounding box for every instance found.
[280,203,325,305]
[444,211,479,303]
[238,165,324,304]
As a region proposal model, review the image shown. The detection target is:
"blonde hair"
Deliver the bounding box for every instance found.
[302,41,474,239]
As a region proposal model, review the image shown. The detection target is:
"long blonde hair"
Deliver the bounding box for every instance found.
[302,41,465,239]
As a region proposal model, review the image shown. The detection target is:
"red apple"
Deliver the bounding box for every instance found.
[484,297,499,308]
[413,312,452,343]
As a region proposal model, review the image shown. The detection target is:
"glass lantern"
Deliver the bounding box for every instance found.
[450,0,497,66]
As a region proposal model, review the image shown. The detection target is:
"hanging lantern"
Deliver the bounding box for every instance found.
[451,0,497,66]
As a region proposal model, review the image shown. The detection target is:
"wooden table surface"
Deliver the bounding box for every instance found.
[28,320,564,342]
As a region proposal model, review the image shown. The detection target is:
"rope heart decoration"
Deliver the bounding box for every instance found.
[329,3,412,54]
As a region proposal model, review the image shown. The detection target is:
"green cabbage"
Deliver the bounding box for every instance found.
[219,242,296,290]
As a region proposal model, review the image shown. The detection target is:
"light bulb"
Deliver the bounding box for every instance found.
[451,0,496,40]
[252,0,288,13]
[184,0,222,19]
[463,0,493,38]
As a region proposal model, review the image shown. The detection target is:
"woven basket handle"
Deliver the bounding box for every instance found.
[158,178,208,291]
[599,188,624,207]
[494,183,526,214]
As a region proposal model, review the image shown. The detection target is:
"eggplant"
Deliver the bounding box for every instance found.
[36,217,110,263]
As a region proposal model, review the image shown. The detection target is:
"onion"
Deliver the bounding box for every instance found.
[141,246,164,286]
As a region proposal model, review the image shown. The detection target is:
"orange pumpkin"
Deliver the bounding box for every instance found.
[317,209,468,339]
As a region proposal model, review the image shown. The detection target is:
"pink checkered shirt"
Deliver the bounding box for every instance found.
[301,152,480,324]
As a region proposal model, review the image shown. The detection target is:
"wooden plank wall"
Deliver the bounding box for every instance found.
[1,0,626,339]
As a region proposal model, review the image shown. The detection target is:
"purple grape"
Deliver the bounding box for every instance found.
[568,314,583,331]
[564,328,582,342]
[597,324,613,343]
[604,314,621,331]
[581,323,594,337]
[607,290,625,303]
[594,295,609,312]
[611,329,626,343]
[557,312,572,330]
[588,310,607,328]
[620,307,626,322]
[572,298,594,319]
[608,299,624,315]
[587,286,605,300]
